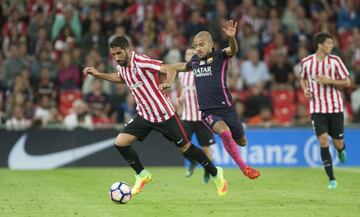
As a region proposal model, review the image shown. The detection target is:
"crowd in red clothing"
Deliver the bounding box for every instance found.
[0,0,359,130]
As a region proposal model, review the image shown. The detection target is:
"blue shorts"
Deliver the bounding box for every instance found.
[201,106,245,140]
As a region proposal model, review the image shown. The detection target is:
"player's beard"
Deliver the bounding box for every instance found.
[117,53,129,67]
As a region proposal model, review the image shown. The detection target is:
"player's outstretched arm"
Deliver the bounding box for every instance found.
[83,67,124,83]
[222,20,238,57]
[168,62,189,72]
[158,64,177,90]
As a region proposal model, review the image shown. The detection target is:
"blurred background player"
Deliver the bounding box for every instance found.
[177,47,217,183]
[171,20,260,179]
[83,36,227,196]
[300,32,350,189]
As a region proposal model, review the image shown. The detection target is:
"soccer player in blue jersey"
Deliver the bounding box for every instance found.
[171,20,260,179]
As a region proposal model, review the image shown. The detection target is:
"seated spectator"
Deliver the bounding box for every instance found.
[122,93,136,123]
[47,106,63,126]
[57,52,81,89]
[6,75,33,119]
[2,44,25,88]
[248,105,279,128]
[109,83,128,123]
[34,67,57,103]
[18,42,34,69]
[235,100,246,118]
[241,49,271,88]
[238,23,259,58]
[244,82,272,118]
[63,99,93,130]
[337,0,360,33]
[294,104,310,125]
[270,50,294,89]
[5,105,32,130]
[32,49,57,82]
[85,79,112,124]
[81,20,107,57]
[33,95,51,127]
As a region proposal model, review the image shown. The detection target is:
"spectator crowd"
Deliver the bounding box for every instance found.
[0,0,359,130]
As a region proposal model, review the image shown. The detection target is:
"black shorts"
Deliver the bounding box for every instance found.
[181,120,215,147]
[311,112,344,139]
[201,106,245,140]
[121,114,189,146]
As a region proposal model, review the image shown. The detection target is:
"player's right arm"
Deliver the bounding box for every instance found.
[300,78,311,98]
[299,59,311,98]
[169,62,192,73]
[83,67,125,83]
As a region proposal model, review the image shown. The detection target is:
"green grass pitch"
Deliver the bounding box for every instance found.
[1,167,360,217]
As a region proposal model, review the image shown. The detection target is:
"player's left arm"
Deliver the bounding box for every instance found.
[159,64,177,90]
[222,20,238,57]
[315,57,350,88]
[315,76,350,87]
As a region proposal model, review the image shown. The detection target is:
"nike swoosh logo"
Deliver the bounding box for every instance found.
[8,134,115,170]
[176,138,184,144]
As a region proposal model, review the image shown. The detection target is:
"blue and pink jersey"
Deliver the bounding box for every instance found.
[185,49,232,111]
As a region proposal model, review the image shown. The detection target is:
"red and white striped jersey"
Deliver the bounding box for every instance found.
[178,71,202,121]
[300,54,350,114]
[116,51,175,123]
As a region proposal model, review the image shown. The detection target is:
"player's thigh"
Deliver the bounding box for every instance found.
[311,113,329,138]
[152,114,190,147]
[194,121,215,147]
[328,112,344,140]
[181,120,195,141]
[117,115,152,146]
[201,110,229,134]
[115,133,138,146]
[223,107,245,141]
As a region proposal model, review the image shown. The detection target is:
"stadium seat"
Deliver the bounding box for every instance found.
[338,31,353,52]
[273,104,296,124]
[59,90,83,117]
[270,89,295,107]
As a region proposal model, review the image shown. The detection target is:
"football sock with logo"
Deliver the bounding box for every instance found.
[115,145,144,174]
[219,131,247,171]
[182,144,217,176]
[321,147,335,180]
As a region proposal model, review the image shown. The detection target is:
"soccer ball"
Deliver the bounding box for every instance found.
[109,181,132,204]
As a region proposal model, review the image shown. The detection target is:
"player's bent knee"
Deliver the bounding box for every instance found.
[235,136,247,147]
[178,142,191,153]
[318,134,329,147]
[332,138,343,147]
[115,133,137,147]
[213,121,230,134]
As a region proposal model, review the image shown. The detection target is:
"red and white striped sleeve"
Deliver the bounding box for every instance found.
[134,54,162,73]
[300,57,308,79]
[333,55,350,79]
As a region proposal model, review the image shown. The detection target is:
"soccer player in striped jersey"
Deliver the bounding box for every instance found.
[83,36,227,196]
[171,20,261,180]
[178,48,217,183]
[300,32,350,189]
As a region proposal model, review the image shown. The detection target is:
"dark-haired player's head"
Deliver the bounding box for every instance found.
[109,36,131,66]
[193,31,213,59]
[314,32,334,55]
[184,47,197,62]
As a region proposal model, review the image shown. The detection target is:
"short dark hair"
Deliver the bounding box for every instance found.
[109,36,129,49]
[313,32,332,50]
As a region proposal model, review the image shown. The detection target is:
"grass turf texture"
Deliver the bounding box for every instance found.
[1,167,360,217]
